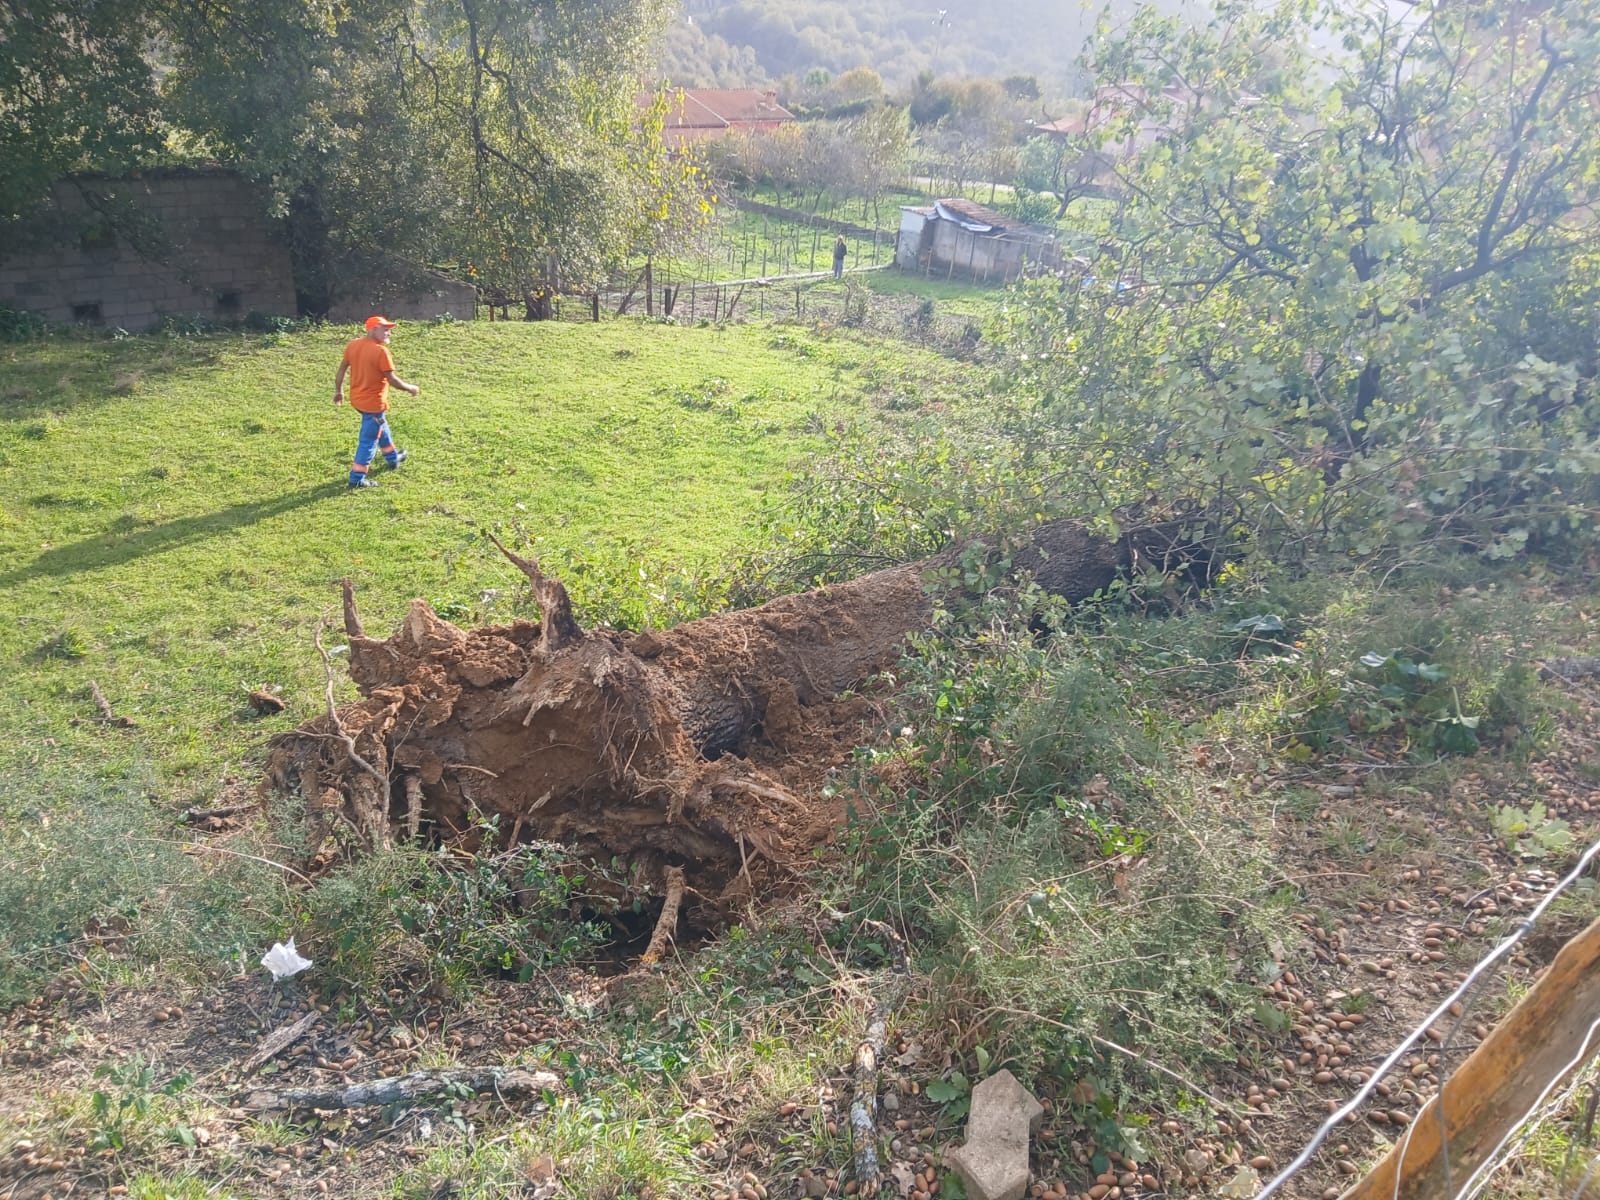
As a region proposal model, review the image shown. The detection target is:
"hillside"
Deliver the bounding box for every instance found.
[3,311,1599,1200]
[654,0,1199,93]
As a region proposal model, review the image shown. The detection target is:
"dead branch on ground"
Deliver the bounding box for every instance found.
[244,1067,559,1111]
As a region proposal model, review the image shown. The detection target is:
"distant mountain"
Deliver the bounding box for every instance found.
[655,0,1202,95]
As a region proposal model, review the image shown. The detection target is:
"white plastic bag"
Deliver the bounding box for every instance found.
[261,937,313,981]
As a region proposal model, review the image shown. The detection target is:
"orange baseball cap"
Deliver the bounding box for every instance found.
[365,315,397,330]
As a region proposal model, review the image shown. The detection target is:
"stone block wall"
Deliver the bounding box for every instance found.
[0,169,297,330]
[328,269,478,325]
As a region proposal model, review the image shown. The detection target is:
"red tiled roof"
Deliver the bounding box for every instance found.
[682,88,794,123]
[1031,115,1086,137]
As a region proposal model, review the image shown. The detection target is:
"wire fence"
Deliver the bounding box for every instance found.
[477,267,992,359]
[1257,826,1600,1200]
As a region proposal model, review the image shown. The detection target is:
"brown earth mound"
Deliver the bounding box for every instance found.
[266,520,1197,924]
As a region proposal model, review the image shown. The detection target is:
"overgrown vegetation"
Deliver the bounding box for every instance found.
[4,4,1599,1200]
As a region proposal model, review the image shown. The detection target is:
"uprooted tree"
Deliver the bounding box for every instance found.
[267,519,1199,928]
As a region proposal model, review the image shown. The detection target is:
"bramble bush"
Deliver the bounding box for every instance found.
[296,835,611,997]
[830,588,1287,1113]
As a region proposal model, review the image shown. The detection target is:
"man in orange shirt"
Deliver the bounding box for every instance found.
[334,315,422,489]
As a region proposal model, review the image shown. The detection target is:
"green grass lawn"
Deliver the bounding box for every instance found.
[846,269,1005,316]
[0,317,972,805]
[648,201,897,285]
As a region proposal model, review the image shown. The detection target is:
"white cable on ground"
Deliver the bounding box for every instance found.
[1257,834,1600,1199]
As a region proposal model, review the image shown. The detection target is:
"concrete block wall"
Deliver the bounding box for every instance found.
[0,169,296,330]
[327,270,478,325]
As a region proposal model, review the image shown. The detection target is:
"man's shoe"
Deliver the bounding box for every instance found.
[348,477,380,489]
[388,449,408,469]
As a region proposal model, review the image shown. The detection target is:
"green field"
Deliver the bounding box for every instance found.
[648,203,897,285]
[0,317,973,802]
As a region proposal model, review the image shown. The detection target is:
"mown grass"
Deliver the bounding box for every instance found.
[0,316,979,805]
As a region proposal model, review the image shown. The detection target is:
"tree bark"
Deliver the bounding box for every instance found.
[267,518,1197,917]
[244,1067,558,1111]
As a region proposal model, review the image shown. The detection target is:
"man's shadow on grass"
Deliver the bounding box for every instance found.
[0,482,341,587]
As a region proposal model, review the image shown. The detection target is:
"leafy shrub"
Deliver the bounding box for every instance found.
[240,312,300,333]
[1009,187,1058,226]
[841,280,870,328]
[296,839,608,996]
[89,1057,196,1152]
[903,297,937,342]
[729,417,1042,600]
[0,305,51,341]
[552,538,733,632]
[40,626,91,659]
[833,591,1286,1106]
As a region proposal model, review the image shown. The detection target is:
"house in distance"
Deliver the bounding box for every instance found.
[642,88,797,148]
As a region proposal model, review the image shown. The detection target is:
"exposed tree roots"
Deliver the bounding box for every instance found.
[266,518,1203,934]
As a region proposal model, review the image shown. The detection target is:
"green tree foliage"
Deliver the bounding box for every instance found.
[785,65,886,117]
[3,0,701,313]
[158,0,697,311]
[991,0,1600,562]
[1001,74,1041,102]
[655,17,766,88]
[659,0,1139,92]
[155,0,418,310]
[1015,118,1100,217]
[913,76,1026,197]
[709,107,908,219]
[0,0,162,222]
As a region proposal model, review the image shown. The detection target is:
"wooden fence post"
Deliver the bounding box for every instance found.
[1342,916,1600,1200]
[645,257,654,316]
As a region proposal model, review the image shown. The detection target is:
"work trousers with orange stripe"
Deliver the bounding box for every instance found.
[349,410,401,485]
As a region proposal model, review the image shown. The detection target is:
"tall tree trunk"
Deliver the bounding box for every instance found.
[1351,360,1383,450]
[523,285,553,320]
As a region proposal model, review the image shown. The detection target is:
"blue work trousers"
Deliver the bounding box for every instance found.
[349,410,400,484]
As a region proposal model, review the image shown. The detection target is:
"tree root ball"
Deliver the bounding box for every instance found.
[267,518,1205,923]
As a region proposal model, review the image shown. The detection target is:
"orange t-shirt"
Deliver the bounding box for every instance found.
[343,337,396,413]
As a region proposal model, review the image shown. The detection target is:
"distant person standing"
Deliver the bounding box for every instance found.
[832,235,848,280]
[334,316,420,489]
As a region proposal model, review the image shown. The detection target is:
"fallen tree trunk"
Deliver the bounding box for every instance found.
[267,518,1196,922]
